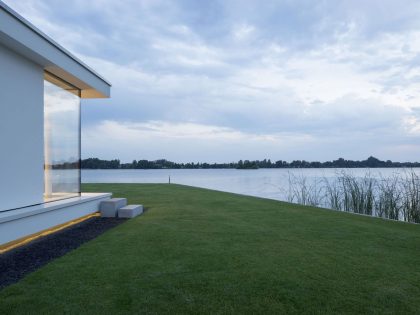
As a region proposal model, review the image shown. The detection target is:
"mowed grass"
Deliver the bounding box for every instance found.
[1,184,420,314]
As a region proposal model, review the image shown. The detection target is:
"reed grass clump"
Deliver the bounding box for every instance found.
[401,171,420,223]
[285,169,420,223]
[287,173,323,207]
[376,174,402,220]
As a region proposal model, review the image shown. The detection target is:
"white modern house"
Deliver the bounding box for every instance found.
[0,2,112,247]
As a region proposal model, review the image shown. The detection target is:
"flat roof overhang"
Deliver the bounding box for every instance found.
[0,2,111,98]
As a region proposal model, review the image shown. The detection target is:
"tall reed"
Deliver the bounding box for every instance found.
[375,174,401,220]
[338,172,375,215]
[323,176,342,211]
[287,172,323,207]
[401,170,420,223]
[284,169,420,224]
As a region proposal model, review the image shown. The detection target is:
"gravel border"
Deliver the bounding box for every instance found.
[0,217,127,290]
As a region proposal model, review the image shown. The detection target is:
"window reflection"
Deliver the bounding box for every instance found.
[44,73,81,202]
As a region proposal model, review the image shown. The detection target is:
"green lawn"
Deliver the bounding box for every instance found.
[1,184,420,314]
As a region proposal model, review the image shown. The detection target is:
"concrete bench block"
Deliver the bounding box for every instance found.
[100,198,127,217]
[118,205,143,218]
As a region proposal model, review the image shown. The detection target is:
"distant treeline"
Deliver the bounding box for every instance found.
[81,156,420,169]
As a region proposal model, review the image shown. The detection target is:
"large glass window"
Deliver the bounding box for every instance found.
[44,72,81,202]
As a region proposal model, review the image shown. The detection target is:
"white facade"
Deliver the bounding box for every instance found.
[0,44,44,211]
[0,2,112,245]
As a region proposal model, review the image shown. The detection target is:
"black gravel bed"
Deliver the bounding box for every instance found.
[0,217,127,290]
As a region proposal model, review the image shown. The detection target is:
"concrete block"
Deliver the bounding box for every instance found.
[118,205,143,218]
[100,198,127,217]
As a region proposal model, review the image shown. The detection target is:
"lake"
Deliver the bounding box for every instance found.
[82,168,419,202]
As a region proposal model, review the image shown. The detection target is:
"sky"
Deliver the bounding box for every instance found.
[5,0,420,163]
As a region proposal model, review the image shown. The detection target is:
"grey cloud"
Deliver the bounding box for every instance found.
[7,0,420,161]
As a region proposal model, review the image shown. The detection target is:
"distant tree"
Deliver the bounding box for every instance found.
[80,156,420,169]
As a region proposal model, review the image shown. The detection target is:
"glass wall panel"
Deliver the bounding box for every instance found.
[44,72,81,202]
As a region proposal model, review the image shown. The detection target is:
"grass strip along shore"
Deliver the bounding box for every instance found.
[1,184,419,314]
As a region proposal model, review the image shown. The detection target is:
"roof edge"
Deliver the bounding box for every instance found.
[0,1,111,87]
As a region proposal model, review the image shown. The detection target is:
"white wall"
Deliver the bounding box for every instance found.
[0,44,44,211]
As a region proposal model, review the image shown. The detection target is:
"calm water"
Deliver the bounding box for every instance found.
[82,168,420,202]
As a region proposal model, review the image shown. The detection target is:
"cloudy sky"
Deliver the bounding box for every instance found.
[6,0,420,162]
